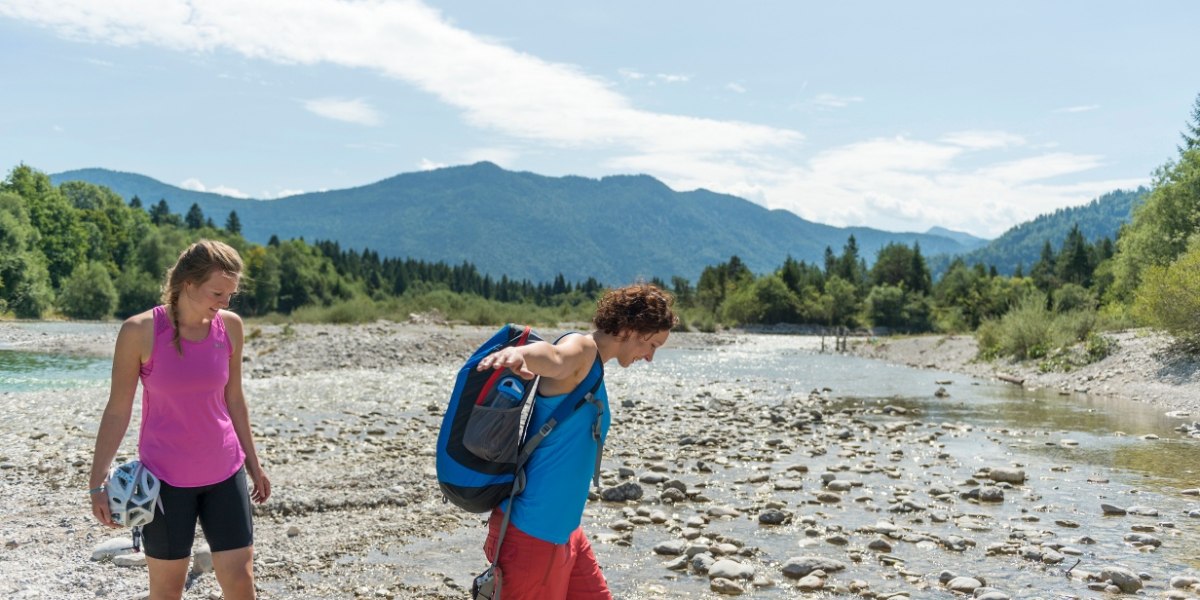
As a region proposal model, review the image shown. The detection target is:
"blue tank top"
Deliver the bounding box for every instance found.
[502,381,610,544]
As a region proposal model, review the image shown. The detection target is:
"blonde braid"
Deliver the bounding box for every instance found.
[169,291,183,355]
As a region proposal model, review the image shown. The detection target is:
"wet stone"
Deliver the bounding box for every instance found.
[710,577,744,595]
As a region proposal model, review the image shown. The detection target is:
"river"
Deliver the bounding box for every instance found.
[5,328,1199,598]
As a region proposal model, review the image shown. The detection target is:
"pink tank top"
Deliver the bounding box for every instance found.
[138,305,245,487]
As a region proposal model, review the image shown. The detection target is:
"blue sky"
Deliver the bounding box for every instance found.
[1,1,1197,238]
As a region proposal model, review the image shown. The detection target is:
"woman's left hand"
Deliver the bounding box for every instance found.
[247,465,271,503]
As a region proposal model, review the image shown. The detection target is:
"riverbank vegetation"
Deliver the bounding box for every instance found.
[2,94,1198,364]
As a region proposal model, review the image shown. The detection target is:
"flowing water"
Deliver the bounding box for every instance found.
[0,349,110,393]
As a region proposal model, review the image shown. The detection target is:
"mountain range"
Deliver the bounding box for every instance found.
[51,163,989,283]
[926,187,1148,276]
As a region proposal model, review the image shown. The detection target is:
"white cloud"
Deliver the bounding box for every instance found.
[265,188,304,199]
[1055,104,1100,113]
[0,0,799,157]
[726,82,747,94]
[303,97,381,126]
[656,73,689,83]
[419,158,447,171]
[618,68,645,80]
[179,177,250,198]
[811,93,863,109]
[941,130,1026,150]
[613,135,1143,238]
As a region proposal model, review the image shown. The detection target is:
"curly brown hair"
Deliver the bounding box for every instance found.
[593,283,678,336]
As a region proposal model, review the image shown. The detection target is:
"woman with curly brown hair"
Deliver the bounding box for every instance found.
[474,283,677,599]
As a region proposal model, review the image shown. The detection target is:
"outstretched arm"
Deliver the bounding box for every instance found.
[476,332,593,385]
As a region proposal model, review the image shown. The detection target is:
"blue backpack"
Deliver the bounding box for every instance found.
[436,324,605,513]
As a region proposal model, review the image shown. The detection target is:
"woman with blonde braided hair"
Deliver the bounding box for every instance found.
[88,239,270,600]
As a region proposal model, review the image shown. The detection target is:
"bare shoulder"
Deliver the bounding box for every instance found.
[219,310,244,338]
[119,309,155,337]
[555,332,599,369]
[116,309,156,355]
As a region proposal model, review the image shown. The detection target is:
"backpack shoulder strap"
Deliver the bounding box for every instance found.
[514,349,604,470]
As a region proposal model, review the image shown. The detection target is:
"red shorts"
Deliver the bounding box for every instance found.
[483,509,612,600]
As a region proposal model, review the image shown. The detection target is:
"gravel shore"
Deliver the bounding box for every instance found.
[4,321,1200,599]
[845,329,1200,413]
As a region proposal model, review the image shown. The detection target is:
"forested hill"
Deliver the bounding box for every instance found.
[52,163,978,283]
[927,187,1148,277]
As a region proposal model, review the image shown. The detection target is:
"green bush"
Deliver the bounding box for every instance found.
[997,293,1054,360]
[974,318,1003,359]
[1085,332,1116,361]
[1052,283,1096,313]
[934,305,970,334]
[1133,241,1200,346]
[1050,310,1098,345]
[58,261,117,319]
[289,296,381,324]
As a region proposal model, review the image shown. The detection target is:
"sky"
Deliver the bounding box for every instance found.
[1,1,1198,239]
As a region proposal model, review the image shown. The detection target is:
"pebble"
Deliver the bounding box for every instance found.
[112,553,147,568]
[191,544,213,574]
[708,559,754,580]
[1100,566,1143,593]
[653,540,686,556]
[780,556,847,579]
[1101,503,1127,515]
[91,537,135,561]
[946,576,982,593]
[710,577,744,595]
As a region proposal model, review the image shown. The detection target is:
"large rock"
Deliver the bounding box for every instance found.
[781,556,848,579]
[946,576,982,593]
[600,482,643,502]
[708,559,755,580]
[113,552,147,568]
[653,539,686,556]
[1100,566,1143,593]
[986,467,1026,484]
[978,487,1005,502]
[710,577,744,595]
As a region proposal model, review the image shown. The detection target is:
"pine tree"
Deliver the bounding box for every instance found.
[1180,92,1200,155]
[185,203,205,229]
[149,199,171,225]
[225,210,242,235]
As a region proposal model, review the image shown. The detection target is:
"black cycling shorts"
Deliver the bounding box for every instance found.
[141,468,254,560]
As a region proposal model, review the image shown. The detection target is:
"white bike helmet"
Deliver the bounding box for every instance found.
[107,461,161,527]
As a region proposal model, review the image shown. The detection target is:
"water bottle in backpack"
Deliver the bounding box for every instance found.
[484,376,525,408]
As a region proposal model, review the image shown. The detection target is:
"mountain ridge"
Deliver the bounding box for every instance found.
[52,163,981,283]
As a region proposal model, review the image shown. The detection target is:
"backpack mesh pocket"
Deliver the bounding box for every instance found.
[463,404,523,463]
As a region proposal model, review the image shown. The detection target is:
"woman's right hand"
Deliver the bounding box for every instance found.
[477,347,534,378]
[90,489,117,527]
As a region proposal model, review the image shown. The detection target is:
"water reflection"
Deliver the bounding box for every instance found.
[0,349,110,392]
